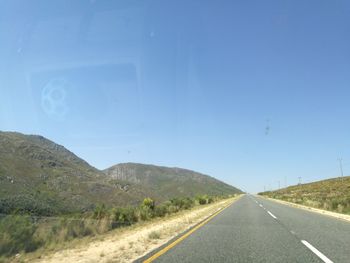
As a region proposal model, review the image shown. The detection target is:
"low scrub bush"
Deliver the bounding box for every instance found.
[0,215,40,256]
[112,207,138,226]
[148,231,160,239]
[170,197,195,210]
[196,195,208,205]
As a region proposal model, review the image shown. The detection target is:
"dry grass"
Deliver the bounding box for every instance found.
[260,176,350,215]
[148,231,161,240]
[13,196,240,263]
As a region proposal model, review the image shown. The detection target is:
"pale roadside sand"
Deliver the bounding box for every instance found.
[259,195,350,223]
[17,196,240,263]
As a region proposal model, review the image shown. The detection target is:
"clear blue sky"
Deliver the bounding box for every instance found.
[1,0,350,193]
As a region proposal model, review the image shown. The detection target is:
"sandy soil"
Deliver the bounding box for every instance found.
[19,197,238,263]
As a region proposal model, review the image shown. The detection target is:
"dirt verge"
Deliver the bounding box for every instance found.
[16,196,241,263]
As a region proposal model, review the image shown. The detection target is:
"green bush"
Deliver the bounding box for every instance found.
[93,204,108,219]
[196,195,207,205]
[154,204,168,217]
[0,215,40,256]
[139,198,156,220]
[167,205,179,214]
[112,207,138,225]
[142,198,155,210]
[139,206,153,221]
[170,197,194,210]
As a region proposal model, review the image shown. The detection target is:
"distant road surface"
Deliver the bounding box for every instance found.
[139,194,350,263]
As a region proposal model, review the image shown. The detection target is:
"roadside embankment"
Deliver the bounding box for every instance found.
[16,196,241,263]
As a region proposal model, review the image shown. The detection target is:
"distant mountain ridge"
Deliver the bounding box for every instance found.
[0,131,242,216]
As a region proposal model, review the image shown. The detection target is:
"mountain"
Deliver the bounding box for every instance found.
[104,163,241,201]
[0,131,149,215]
[259,176,350,214]
[0,131,241,216]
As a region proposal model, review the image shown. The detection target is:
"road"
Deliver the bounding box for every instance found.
[140,195,350,263]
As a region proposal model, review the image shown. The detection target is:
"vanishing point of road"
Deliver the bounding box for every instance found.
[139,194,350,263]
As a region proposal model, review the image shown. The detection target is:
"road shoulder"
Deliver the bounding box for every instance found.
[258,195,350,223]
[137,195,242,263]
[23,196,241,263]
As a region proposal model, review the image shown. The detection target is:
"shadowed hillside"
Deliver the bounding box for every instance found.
[259,176,350,214]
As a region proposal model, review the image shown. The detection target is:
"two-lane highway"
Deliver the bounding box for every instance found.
[140,195,350,263]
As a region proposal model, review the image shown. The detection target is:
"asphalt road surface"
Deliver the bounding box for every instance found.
[140,194,350,263]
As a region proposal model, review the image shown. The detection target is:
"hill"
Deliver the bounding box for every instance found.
[0,131,158,215]
[0,131,241,216]
[258,176,350,215]
[104,163,241,201]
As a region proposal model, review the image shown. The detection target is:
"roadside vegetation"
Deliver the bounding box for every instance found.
[258,176,350,215]
[0,194,234,260]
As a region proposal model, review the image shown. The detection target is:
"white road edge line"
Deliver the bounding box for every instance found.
[259,204,263,208]
[267,211,277,219]
[301,240,333,263]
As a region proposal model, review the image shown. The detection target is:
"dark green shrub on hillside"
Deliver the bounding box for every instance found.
[0,215,40,256]
[0,196,57,216]
[196,195,207,205]
[139,198,155,220]
[112,207,138,225]
[93,204,108,219]
[170,197,194,210]
[154,204,168,217]
[139,206,153,221]
[142,198,155,210]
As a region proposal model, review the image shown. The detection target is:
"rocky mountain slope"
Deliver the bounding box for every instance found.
[104,163,241,201]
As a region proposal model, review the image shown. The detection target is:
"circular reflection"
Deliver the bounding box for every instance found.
[41,78,70,121]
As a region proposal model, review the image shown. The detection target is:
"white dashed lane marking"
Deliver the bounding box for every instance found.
[256,197,335,263]
[267,211,277,219]
[301,240,334,263]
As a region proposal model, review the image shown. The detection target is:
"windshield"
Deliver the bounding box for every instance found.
[1,1,350,262]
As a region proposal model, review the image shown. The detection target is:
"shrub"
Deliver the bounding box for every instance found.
[142,198,155,210]
[139,198,156,220]
[167,205,179,214]
[148,231,160,239]
[0,215,40,256]
[154,204,168,217]
[207,196,214,204]
[170,197,195,210]
[112,207,138,225]
[93,204,108,219]
[49,218,94,242]
[196,195,207,205]
[139,206,153,221]
[331,200,338,210]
